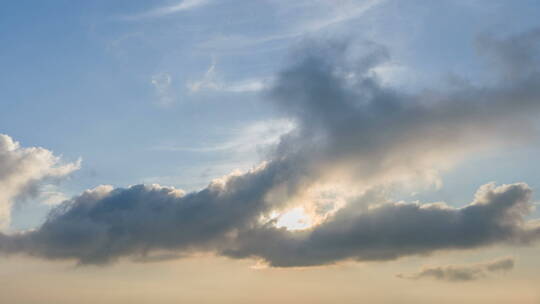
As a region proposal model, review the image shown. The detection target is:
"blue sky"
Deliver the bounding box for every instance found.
[3,1,540,216]
[2,2,540,298]
[2,0,538,180]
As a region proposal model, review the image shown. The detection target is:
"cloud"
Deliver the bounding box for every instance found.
[476,28,540,81]
[124,0,209,20]
[187,63,267,94]
[397,257,515,282]
[0,182,538,266]
[1,29,540,266]
[261,35,540,193]
[186,63,220,92]
[0,134,80,230]
[36,184,70,206]
[151,72,175,106]
[225,184,538,267]
[0,169,284,264]
[296,0,384,33]
[198,0,384,52]
[153,119,295,154]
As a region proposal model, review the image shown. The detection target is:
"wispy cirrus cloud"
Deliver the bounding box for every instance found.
[198,0,384,52]
[296,0,384,33]
[123,0,210,20]
[153,119,294,154]
[151,72,175,106]
[187,63,268,93]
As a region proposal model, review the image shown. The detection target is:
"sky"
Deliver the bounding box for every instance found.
[1,0,540,303]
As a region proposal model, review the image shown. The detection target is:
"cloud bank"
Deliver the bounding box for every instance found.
[1,29,540,266]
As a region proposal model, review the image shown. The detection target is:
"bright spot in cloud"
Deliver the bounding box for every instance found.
[275,207,313,231]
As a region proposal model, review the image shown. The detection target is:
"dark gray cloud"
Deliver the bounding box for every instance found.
[0,163,292,264]
[397,257,515,282]
[476,28,540,82]
[1,29,540,266]
[223,183,538,267]
[258,43,540,212]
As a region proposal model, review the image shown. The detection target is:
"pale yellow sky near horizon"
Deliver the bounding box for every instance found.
[1,245,539,304]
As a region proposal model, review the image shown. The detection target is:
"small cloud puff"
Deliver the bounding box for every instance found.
[397,257,515,282]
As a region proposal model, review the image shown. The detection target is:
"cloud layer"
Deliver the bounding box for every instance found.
[1,29,540,266]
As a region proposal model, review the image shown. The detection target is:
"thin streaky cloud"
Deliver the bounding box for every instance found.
[299,0,384,33]
[198,0,384,52]
[187,63,269,93]
[152,119,294,153]
[123,0,209,20]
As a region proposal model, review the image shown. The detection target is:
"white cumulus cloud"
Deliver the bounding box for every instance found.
[0,134,80,230]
